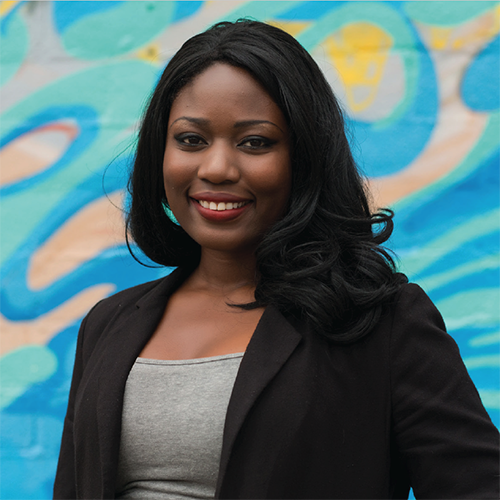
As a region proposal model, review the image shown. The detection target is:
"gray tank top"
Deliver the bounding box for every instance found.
[115,353,244,499]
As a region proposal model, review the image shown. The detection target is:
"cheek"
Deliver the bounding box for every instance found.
[257,154,291,196]
[162,149,192,195]
[249,157,291,221]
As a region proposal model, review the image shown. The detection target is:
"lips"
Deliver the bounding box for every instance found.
[197,200,249,211]
[190,193,252,221]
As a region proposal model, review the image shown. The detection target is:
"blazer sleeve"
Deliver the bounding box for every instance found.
[390,284,499,498]
[53,304,98,499]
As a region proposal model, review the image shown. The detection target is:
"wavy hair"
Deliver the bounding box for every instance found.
[127,20,407,343]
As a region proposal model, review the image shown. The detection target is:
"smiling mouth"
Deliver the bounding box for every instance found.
[196,200,250,211]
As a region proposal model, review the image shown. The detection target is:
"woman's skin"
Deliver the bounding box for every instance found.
[140,63,291,360]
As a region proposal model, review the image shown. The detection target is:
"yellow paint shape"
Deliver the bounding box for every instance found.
[136,43,160,64]
[424,9,500,51]
[0,1,19,17]
[0,123,78,186]
[324,23,393,112]
[267,20,310,38]
[0,284,114,356]
[495,5,500,33]
[429,26,452,50]
[29,191,126,289]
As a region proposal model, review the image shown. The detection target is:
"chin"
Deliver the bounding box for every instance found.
[192,232,260,255]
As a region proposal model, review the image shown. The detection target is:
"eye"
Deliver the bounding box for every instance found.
[239,136,274,150]
[175,134,206,147]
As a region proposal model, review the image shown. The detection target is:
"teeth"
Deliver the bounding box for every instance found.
[198,200,247,211]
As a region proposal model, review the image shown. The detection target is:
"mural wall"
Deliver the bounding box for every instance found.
[1,1,498,497]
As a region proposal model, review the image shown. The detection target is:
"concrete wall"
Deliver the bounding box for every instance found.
[1,1,498,498]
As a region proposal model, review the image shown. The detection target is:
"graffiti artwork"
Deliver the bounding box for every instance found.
[0,1,498,498]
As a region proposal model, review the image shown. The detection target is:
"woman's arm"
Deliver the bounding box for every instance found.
[53,306,95,499]
[390,284,499,498]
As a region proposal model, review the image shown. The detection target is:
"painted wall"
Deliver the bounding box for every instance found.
[0,1,498,498]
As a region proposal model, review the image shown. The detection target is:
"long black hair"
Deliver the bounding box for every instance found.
[127,20,407,343]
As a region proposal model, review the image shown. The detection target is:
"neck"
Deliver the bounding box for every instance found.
[187,248,258,300]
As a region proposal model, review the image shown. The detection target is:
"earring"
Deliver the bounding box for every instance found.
[162,201,179,225]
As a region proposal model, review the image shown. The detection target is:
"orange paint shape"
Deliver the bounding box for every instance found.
[0,122,78,186]
[370,16,490,208]
[28,191,126,289]
[423,8,500,51]
[0,284,114,356]
[370,109,487,207]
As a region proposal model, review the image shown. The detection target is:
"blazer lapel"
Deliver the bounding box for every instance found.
[93,267,189,496]
[83,265,300,497]
[215,305,303,495]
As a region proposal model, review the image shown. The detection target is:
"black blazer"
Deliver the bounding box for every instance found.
[54,267,499,499]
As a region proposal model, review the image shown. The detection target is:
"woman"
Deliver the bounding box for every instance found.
[54,20,499,499]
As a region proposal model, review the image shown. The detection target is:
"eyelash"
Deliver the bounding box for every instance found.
[176,134,206,147]
[174,134,275,150]
[239,136,274,149]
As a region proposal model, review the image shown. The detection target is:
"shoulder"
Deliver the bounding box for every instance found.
[389,281,449,342]
[380,281,476,418]
[77,267,184,351]
[382,284,499,497]
[371,279,447,339]
[90,275,166,316]
[377,281,457,362]
[88,266,185,317]
[391,281,445,325]
[359,281,456,371]
[82,277,163,333]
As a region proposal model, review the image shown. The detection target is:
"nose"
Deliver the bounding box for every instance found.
[197,140,240,184]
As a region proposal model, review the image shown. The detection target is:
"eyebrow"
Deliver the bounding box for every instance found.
[233,119,284,133]
[170,117,208,128]
[170,116,284,132]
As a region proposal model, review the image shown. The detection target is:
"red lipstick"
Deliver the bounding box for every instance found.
[190,193,252,222]
[190,192,250,203]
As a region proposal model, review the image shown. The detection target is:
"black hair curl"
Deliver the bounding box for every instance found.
[127,19,407,343]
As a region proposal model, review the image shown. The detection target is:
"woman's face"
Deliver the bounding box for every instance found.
[163,63,291,254]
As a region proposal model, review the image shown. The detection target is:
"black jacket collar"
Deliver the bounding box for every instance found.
[92,267,302,496]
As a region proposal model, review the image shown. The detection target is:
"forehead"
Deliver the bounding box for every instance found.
[169,63,285,124]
